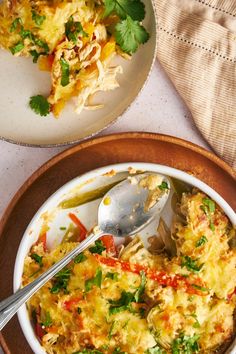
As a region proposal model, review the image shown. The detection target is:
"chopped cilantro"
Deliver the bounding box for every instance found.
[50,267,71,294]
[20,28,33,40]
[146,345,166,354]
[181,256,203,273]
[73,350,103,354]
[106,272,119,281]
[171,334,200,354]
[158,181,169,191]
[112,348,126,354]
[60,58,70,87]
[41,311,52,327]
[188,313,201,328]
[134,271,146,302]
[108,320,116,340]
[85,268,102,292]
[29,95,50,117]
[9,42,24,55]
[103,0,145,21]
[196,235,208,247]
[115,16,149,54]
[29,50,41,63]
[60,226,66,230]
[10,18,22,32]
[74,253,87,264]
[31,253,43,267]
[65,16,88,44]
[202,198,215,213]
[191,284,209,292]
[34,38,49,53]
[89,240,106,254]
[32,10,46,26]
[200,197,216,231]
[77,307,82,314]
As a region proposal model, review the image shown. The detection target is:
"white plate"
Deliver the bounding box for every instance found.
[13,162,236,354]
[0,0,157,147]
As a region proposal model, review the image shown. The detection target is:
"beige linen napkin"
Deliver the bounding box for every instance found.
[155,0,236,169]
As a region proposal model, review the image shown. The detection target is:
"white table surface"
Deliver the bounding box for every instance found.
[0,60,209,352]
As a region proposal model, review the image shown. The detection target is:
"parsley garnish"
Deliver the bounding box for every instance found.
[134,271,146,302]
[89,240,106,254]
[115,16,149,54]
[196,235,208,247]
[32,10,46,26]
[60,58,70,87]
[171,334,200,354]
[74,253,87,264]
[200,197,216,231]
[181,256,203,273]
[85,268,102,292]
[9,42,24,55]
[29,50,41,63]
[29,95,50,116]
[31,253,43,267]
[106,272,119,281]
[65,16,88,44]
[50,267,71,294]
[191,284,209,292]
[41,311,52,327]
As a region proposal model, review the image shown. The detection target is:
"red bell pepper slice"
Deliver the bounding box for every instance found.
[69,213,87,241]
[100,235,116,255]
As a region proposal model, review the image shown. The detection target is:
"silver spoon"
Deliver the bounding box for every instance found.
[0,173,170,330]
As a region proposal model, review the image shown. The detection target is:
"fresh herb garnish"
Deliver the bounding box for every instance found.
[103,0,149,54]
[77,307,82,314]
[196,235,208,247]
[73,350,103,354]
[134,271,146,302]
[29,95,50,116]
[85,268,102,292]
[189,313,201,328]
[115,16,149,54]
[74,253,87,264]
[171,334,200,354]
[181,256,203,273]
[202,198,215,213]
[32,10,46,26]
[112,348,126,354]
[200,197,216,231]
[108,320,116,340]
[191,284,209,292]
[31,253,43,267]
[146,345,166,354]
[65,16,88,44]
[50,267,71,294]
[60,226,66,230]
[10,18,22,32]
[89,240,106,254]
[9,42,24,54]
[41,311,52,327]
[60,58,70,87]
[29,50,41,63]
[158,181,169,191]
[106,272,119,281]
[34,38,49,53]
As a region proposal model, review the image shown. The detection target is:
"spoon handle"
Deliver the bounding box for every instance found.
[0,231,102,330]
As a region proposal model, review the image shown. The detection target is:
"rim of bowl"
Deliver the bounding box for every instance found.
[0,0,158,148]
[14,162,236,354]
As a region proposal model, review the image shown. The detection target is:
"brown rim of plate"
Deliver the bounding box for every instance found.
[0,132,235,354]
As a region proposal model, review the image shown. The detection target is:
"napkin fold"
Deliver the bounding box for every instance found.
[155,0,236,169]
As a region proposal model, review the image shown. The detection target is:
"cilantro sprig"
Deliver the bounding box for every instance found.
[85,268,102,292]
[171,334,200,354]
[89,240,106,254]
[32,10,46,26]
[103,0,149,54]
[65,16,88,44]
[29,95,50,117]
[181,256,204,273]
[50,267,71,294]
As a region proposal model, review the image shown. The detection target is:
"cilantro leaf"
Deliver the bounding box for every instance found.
[89,240,106,254]
[106,272,119,281]
[32,10,46,26]
[115,16,149,53]
[104,0,145,21]
[31,253,43,267]
[109,291,135,315]
[29,50,41,63]
[50,267,71,294]
[202,198,215,213]
[191,284,209,292]
[65,16,88,44]
[196,235,208,247]
[74,253,87,264]
[146,345,166,354]
[29,95,50,116]
[181,256,204,273]
[60,58,70,87]
[9,42,24,55]
[41,311,52,327]
[85,268,102,292]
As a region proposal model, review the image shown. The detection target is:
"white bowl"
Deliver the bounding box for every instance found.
[0,0,157,147]
[13,162,236,354]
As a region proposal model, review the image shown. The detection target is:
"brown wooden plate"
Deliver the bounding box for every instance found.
[0,132,235,353]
